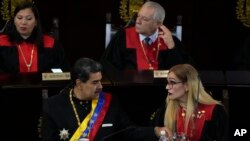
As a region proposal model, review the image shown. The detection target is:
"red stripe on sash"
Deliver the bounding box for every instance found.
[88,93,112,141]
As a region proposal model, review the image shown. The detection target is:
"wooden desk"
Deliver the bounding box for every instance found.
[0,73,70,140]
[2,71,250,139]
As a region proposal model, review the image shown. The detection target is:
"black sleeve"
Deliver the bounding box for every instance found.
[106,95,158,141]
[39,37,70,72]
[51,39,70,71]
[201,104,229,141]
[41,99,59,141]
[211,104,229,141]
[159,36,196,69]
[150,103,166,127]
[100,29,128,71]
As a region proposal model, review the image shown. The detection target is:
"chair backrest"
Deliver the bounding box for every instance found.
[171,15,182,41]
[49,17,60,40]
[124,13,137,28]
[0,20,10,33]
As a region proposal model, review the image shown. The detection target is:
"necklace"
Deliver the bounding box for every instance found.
[180,107,205,119]
[18,44,35,72]
[69,89,81,126]
[139,37,160,70]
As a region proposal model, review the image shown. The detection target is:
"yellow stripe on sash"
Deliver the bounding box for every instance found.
[70,99,98,141]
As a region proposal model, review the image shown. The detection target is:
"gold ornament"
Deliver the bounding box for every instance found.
[236,0,250,27]
[0,0,32,21]
[0,0,10,21]
[119,0,144,22]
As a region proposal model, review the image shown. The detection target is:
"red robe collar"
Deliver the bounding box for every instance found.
[0,34,55,72]
[125,27,168,70]
[176,104,216,141]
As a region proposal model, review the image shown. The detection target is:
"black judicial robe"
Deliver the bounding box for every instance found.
[101,27,194,72]
[0,34,68,73]
[151,104,229,141]
[42,88,158,141]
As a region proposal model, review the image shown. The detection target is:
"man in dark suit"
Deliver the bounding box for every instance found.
[42,57,169,141]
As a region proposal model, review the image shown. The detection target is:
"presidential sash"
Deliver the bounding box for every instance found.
[70,92,112,141]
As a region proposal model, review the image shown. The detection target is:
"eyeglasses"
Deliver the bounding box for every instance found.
[166,80,183,89]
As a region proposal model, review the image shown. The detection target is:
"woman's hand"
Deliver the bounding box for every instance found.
[154,126,173,139]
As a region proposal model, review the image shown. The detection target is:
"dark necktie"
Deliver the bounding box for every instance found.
[144,37,151,47]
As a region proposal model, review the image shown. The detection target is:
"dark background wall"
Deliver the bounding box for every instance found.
[1,0,250,69]
[35,0,106,66]
[1,0,250,140]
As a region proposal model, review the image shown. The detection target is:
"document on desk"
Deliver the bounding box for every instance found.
[153,70,169,78]
[42,72,71,81]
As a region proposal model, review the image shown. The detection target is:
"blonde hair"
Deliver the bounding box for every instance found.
[164,64,221,133]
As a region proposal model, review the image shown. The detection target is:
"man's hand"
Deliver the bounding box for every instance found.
[158,25,175,49]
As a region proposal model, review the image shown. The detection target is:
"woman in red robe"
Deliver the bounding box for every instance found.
[151,64,229,141]
[0,2,68,73]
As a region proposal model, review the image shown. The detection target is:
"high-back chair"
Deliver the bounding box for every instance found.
[0,20,11,33]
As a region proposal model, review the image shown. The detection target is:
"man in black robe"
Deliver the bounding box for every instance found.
[101,1,194,72]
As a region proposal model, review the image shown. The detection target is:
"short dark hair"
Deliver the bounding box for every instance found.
[72,58,102,83]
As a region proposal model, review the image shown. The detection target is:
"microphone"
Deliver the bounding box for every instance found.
[101,126,135,141]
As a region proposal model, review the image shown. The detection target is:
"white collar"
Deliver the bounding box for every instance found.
[139,30,159,43]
